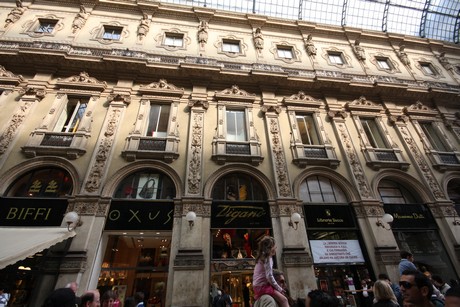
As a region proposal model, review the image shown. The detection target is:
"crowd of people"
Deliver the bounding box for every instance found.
[40,282,146,307]
[214,236,460,307]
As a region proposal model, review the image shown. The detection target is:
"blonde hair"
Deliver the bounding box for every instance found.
[373,280,397,303]
[256,236,275,263]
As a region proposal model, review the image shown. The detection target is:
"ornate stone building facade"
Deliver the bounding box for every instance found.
[0,1,459,306]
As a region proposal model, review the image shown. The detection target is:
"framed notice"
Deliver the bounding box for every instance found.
[310,240,365,264]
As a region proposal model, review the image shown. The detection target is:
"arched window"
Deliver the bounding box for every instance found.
[377,179,418,204]
[212,173,266,201]
[447,178,460,206]
[299,175,347,203]
[113,170,175,200]
[5,168,73,198]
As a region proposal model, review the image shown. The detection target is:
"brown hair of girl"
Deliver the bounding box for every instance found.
[256,236,275,263]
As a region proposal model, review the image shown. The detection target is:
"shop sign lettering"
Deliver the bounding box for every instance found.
[211,202,271,228]
[0,198,67,226]
[105,201,174,230]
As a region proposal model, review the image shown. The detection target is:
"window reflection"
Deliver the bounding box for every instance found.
[113,171,175,200]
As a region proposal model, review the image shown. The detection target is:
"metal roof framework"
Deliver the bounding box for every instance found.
[162,0,460,44]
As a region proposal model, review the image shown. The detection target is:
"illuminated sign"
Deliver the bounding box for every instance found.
[383,204,436,229]
[211,202,271,228]
[304,205,355,228]
[105,201,174,230]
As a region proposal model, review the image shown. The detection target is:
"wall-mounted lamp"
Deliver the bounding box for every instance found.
[186,211,196,230]
[453,215,460,226]
[376,213,394,230]
[64,211,82,232]
[288,212,302,230]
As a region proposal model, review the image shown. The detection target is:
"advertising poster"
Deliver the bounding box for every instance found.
[310,240,364,264]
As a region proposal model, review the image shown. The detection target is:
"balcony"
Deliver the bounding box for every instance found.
[363,148,410,170]
[121,136,179,163]
[291,144,340,168]
[428,151,460,172]
[22,131,89,159]
[212,140,263,166]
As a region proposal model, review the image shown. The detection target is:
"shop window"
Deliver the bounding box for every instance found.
[299,175,347,203]
[212,85,263,165]
[122,79,182,162]
[378,179,458,282]
[212,172,266,201]
[6,168,73,198]
[211,173,270,307]
[113,170,176,200]
[283,92,339,168]
[98,234,170,305]
[347,96,409,170]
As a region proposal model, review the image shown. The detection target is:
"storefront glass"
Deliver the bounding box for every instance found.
[210,173,269,307]
[379,179,458,282]
[0,167,74,306]
[301,175,373,305]
[97,170,176,305]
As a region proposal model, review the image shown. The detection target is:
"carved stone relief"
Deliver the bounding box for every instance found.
[268,116,291,197]
[187,111,204,195]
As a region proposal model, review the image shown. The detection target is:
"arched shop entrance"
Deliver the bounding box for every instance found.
[300,175,373,305]
[0,167,75,306]
[96,170,175,306]
[210,172,271,307]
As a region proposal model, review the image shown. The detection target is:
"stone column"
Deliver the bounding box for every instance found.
[168,93,209,307]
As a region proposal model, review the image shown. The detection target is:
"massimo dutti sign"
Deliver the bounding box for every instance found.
[105,201,174,230]
[211,201,271,228]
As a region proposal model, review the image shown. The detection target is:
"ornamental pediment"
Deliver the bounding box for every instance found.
[138,79,184,98]
[215,85,256,103]
[56,71,107,92]
[283,91,323,108]
[345,96,382,113]
[0,65,24,86]
[403,101,438,117]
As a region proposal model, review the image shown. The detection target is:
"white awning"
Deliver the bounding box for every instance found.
[0,227,76,269]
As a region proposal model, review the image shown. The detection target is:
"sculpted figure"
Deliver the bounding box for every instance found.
[398,45,410,66]
[305,34,317,56]
[72,5,89,33]
[137,14,150,40]
[353,39,366,61]
[197,20,208,44]
[253,27,264,51]
[5,0,26,27]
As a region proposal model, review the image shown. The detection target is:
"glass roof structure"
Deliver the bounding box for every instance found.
[162,0,460,44]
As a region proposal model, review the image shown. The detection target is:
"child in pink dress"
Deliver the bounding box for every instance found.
[252,236,289,307]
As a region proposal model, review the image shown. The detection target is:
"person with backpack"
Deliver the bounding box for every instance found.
[212,288,232,307]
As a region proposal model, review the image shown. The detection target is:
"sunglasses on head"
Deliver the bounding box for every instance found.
[399,281,415,289]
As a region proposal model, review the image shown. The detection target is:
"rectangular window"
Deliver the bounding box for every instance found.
[296,114,320,145]
[226,110,247,142]
[360,118,387,148]
[55,97,88,133]
[420,122,448,151]
[377,58,391,70]
[36,19,57,33]
[164,34,183,47]
[328,53,344,64]
[421,63,435,75]
[147,104,170,138]
[103,26,122,40]
[222,40,240,53]
[277,47,293,59]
